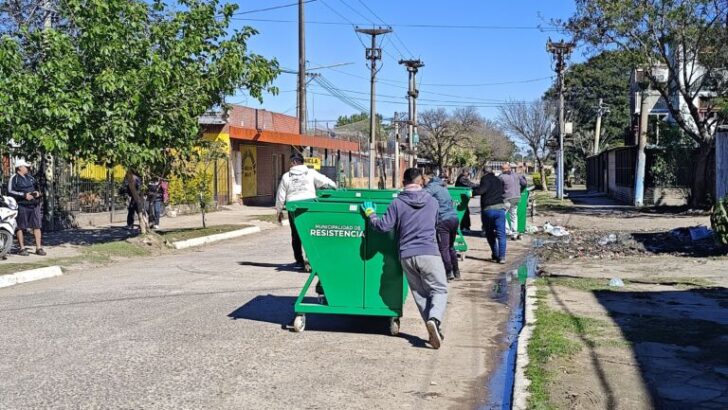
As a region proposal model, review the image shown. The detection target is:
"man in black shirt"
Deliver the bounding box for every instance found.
[473,166,507,263]
[7,160,45,256]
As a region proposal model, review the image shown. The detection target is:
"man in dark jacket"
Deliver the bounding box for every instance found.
[424,173,461,281]
[363,168,447,349]
[455,169,476,232]
[473,166,507,263]
[7,160,45,256]
[122,174,141,230]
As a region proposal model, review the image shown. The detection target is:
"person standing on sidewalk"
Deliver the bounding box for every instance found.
[363,168,447,349]
[275,153,336,269]
[7,160,45,256]
[122,173,141,230]
[474,166,507,263]
[499,163,526,240]
[455,169,476,233]
[424,173,461,281]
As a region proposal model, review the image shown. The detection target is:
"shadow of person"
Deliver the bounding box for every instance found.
[237,261,306,273]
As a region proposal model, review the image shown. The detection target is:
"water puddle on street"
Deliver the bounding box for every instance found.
[481,255,538,410]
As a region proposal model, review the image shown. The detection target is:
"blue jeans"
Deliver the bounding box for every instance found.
[482,209,507,261]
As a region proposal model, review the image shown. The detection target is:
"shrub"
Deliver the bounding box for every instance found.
[711,195,728,246]
[532,172,556,190]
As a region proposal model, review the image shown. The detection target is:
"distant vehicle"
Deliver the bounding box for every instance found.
[0,196,19,258]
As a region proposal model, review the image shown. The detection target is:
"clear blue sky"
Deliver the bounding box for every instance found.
[229,0,579,126]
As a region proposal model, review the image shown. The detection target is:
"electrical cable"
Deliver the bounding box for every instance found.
[229,1,316,17]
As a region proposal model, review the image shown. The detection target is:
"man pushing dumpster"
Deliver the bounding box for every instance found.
[276,153,337,270]
[362,168,448,349]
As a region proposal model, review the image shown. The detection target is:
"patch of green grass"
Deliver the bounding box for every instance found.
[526,284,609,409]
[0,240,151,276]
[157,224,251,242]
[531,191,575,212]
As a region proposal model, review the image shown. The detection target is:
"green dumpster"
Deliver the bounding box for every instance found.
[447,187,473,253]
[286,195,407,335]
[317,188,400,201]
[517,188,530,234]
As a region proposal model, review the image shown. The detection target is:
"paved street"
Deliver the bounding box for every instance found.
[0,218,528,409]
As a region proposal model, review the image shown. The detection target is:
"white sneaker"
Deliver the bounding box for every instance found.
[426,319,442,349]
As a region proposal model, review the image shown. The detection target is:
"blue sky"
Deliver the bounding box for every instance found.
[229,1,579,126]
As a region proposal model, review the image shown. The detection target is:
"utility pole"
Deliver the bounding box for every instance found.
[634,91,650,207]
[399,59,424,168]
[42,0,55,230]
[355,26,392,189]
[393,112,400,188]
[593,98,609,155]
[547,39,575,200]
[297,0,306,135]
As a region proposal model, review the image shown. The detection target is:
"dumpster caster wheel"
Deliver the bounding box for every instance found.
[293,315,306,332]
[389,318,400,336]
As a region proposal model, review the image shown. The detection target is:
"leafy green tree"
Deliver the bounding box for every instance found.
[565,0,728,206]
[0,0,279,231]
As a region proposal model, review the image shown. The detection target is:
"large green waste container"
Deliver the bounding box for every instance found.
[517,188,530,234]
[286,195,407,335]
[447,187,473,253]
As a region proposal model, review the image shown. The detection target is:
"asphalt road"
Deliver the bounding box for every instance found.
[0,219,528,409]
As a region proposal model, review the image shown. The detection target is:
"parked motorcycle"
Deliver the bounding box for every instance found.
[0,196,18,258]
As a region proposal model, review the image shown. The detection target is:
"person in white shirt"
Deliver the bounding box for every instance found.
[275,153,336,269]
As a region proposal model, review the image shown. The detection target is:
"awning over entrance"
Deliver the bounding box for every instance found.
[229,126,359,152]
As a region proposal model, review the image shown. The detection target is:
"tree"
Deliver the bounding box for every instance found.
[334,112,384,141]
[565,0,728,206]
[418,107,483,170]
[497,100,555,190]
[0,0,279,232]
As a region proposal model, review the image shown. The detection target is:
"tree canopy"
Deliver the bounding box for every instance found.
[0,0,279,171]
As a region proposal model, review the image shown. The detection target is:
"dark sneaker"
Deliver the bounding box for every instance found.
[426,319,443,349]
[36,248,47,256]
[446,272,455,282]
[18,248,29,256]
[453,271,461,280]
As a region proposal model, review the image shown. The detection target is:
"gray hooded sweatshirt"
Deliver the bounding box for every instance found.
[368,187,440,259]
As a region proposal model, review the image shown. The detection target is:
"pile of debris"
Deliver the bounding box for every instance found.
[534,230,647,262]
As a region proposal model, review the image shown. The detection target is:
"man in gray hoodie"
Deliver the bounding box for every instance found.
[362,168,447,349]
[499,163,526,240]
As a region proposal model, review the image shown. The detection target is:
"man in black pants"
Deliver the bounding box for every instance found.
[424,173,461,281]
[7,160,45,256]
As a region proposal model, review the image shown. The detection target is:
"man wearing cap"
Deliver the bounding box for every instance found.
[7,160,45,256]
[275,153,337,269]
[499,163,526,240]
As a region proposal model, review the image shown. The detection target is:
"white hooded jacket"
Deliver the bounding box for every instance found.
[276,165,337,212]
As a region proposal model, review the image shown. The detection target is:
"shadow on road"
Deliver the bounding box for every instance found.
[42,227,138,247]
[237,261,305,273]
[631,230,728,257]
[228,294,429,346]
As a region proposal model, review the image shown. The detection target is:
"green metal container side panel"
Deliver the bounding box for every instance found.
[517,190,529,233]
[447,187,472,252]
[288,202,367,309]
[287,198,407,316]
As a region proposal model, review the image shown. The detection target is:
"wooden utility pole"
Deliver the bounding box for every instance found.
[297,0,306,135]
[355,26,392,188]
[547,39,575,200]
[399,59,424,168]
[593,98,609,155]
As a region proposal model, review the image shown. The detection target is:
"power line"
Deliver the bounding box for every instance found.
[231,18,561,31]
[356,0,415,57]
[337,0,375,24]
[307,89,530,108]
[230,1,316,16]
[310,84,529,104]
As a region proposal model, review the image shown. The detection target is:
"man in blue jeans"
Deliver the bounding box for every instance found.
[474,167,507,263]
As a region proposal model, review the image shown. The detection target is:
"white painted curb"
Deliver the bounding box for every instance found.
[513,281,537,410]
[0,265,63,289]
[172,226,261,249]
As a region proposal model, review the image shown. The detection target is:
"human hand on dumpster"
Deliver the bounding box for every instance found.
[361,201,377,217]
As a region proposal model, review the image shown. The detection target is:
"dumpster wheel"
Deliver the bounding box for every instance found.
[389,317,400,336]
[292,315,306,332]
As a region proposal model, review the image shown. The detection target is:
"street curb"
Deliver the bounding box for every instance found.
[172,226,262,249]
[513,280,537,410]
[0,265,64,289]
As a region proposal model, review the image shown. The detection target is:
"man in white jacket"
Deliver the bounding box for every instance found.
[276,153,336,269]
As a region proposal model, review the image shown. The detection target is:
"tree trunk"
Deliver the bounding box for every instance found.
[690,143,712,208]
[536,158,548,192]
[125,170,148,234]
